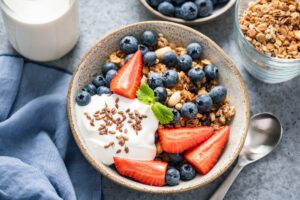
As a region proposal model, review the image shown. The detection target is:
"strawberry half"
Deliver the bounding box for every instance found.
[113,157,167,186]
[158,126,214,153]
[110,50,143,99]
[184,126,230,174]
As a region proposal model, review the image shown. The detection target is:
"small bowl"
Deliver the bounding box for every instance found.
[67,21,250,193]
[139,0,237,25]
[234,0,300,83]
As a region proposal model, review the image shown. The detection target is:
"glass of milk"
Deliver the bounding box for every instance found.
[0,0,80,62]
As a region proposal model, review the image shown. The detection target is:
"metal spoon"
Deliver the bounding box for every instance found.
[210,113,283,200]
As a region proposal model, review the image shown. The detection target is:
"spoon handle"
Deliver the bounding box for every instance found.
[209,163,244,200]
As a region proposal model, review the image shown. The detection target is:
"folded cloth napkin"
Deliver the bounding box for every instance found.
[0,55,102,200]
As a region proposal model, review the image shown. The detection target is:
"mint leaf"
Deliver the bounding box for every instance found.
[136,83,155,105]
[151,102,174,124]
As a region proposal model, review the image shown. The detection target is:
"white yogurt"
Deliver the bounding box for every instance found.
[75,94,158,165]
[0,0,79,61]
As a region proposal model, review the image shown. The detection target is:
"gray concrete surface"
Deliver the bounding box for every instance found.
[1,0,299,199]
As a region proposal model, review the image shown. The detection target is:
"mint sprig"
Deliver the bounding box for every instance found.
[137,84,173,124]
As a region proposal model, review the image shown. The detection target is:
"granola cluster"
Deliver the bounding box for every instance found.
[108,33,236,130]
[240,0,300,59]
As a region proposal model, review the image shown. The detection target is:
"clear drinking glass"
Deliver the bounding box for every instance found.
[234,0,300,84]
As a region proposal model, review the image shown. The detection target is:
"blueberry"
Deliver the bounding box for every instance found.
[83,84,97,96]
[105,70,117,86]
[179,164,196,181]
[180,2,198,20]
[125,54,133,63]
[120,36,138,54]
[188,68,205,82]
[158,2,175,16]
[154,87,167,103]
[166,168,180,186]
[209,86,227,104]
[181,102,198,119]
[143,51,157,66]
[195,0,213,18]
[148,73,164,89]
[171,108,181,124]
[174,7,183,18]
[138,44,149,56]
[161,51,177,67]
[76,91,91,106]
[163,70,178,88]
[102,63,118,76]
[147,0,163,8]
[155,132,159,143]
[141,30,158,47]
[171,0,186,5]
[187,43,203,59]
[97,86,111,95]
[188,83,198,94]
[204,64,218,80]
[169,153,184,165]
[211,0,218,5]
[177,54,192,71]
[195,94,213,113]
[92,75,106,87]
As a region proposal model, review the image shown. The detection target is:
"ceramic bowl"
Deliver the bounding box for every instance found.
[67,21,250,193]
[139,0,236,25]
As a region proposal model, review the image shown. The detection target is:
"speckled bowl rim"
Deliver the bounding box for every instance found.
[139,0,237,25]
[67,21,250,194]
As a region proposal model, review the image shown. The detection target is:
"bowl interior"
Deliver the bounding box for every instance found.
[139,0,237,25]
[68,21,250,193]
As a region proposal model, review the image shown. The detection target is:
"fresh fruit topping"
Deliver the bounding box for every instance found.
[163,69,179,88]
[166,168,180,186]
[161,51,177,67]
[120,36,138,54]
[158,126,214,153]
[169,153,184,165]
[195,0,213,17]
[141,30,158,47]
[114,157,167,186]
[154,87,168,103]
[187,43,203,59]
[188,68,205,83]
[138,44,149,56]
[171,108,181,124]
[148,73,164,89]
[105,69,117,86]
[171,0,186,5]
[83,84,97,96]
[174,6,183,18]
[180,2,198,20]
[97,86,111,95]
[181,102,198,119]
[125,53,133,63]
[195,94,213,113]
[76,90,91,106]
[143,51,157,66]
[179,163,196,181]
[136,84,174,124]
[177,54,192,72]
[92,75,106,87]
[204,64,218,80]
[158,2,175,16]
[147,0,164,8]
[102,63,118,76]
[209,85,227,104]
[110,50,143,99]
[185,126,230,174]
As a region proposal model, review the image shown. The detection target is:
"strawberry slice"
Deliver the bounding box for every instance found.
[184,126,230,174]
[114,157,167,186]
[110,50,143,99]
[158,126,214,153]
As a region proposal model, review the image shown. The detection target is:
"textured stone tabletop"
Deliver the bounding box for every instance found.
[0,0,299,199]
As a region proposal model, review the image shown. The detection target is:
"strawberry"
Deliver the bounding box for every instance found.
[158,126,214,153]
[110,50,143,99]
[184,126,230,174]
[113,157,167,186]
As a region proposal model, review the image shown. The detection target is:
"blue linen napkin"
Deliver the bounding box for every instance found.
[0,55,102,200]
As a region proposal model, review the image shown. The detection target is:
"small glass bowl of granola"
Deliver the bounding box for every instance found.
[234,0,300,83]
